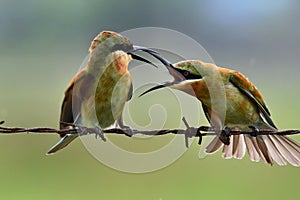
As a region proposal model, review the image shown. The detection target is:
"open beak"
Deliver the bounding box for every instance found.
[131,46,185,82]
[132,45,172,68]
[128,45,186,97]
[136,52,186,97]
[127,45,160,68]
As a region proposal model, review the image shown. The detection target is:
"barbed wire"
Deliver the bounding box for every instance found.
[1,118,300,148]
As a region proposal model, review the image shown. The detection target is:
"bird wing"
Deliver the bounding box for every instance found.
[59,68,94,132]
[229,71,277,129]
[47,68,94,154]
[127,83,133,101]
[201,103,211,123]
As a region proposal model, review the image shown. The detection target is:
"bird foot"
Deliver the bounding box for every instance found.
[94,126,106,142]
[119,125,134,137]
[249,125,259,137]
[220,127,231,145]
[224,127,231,137]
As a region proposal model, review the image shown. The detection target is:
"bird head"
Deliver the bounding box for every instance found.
[88,31,161,71]
[89,31,132,53]
[139,60,205,96]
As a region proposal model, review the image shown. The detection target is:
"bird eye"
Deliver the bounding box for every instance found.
[183,71,190,77]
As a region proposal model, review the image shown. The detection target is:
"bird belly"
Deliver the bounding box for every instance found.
[94,73,131,129]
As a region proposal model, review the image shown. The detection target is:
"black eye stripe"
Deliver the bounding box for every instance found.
[111,43,132,52]
[175,68,202,79]
[187,74,202,79]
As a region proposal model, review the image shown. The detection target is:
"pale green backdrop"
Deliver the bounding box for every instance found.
[0,0,299,199]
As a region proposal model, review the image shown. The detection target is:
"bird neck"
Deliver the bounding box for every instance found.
[110,50,132,75]
[86,50,131,78]
[172,79,210,101]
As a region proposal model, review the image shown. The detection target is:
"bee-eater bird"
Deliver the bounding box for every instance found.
[47,31,161,154]
[140,59,300,166]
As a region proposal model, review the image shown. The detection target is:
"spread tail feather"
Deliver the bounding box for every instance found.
[205,136,223,153]
[268,135,300,166]
[47,134,78,155]
[205,134,300,166]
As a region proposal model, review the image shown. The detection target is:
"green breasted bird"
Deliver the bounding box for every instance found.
[47,31,160,154]
[141,59,300,166]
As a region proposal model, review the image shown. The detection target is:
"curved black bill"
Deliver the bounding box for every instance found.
[127,52,158,68]
[132,46,185,81]
[139,82,175,97]
[132,45,174,69]
[134,46,173,67]
[132,45,159,54]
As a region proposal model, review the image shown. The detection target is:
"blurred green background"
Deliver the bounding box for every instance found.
[0,0,300,199]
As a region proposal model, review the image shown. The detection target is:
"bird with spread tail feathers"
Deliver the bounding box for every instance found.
[141,58,300,166]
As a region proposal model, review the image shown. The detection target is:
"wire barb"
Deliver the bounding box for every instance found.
[182,117,199,148]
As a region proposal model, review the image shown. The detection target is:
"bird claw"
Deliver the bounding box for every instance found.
[94,126,106,142]
[220,127,231,145]
[249,125,259,137]
[120,125,134,137]
[224,127,231,137]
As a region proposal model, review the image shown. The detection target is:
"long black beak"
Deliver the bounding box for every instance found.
[132,45,159,55]
[129,45,178,69]
[139,82,176,97]
[133,45,173,68]
[131,46,185,82]
[127,45,160,68]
